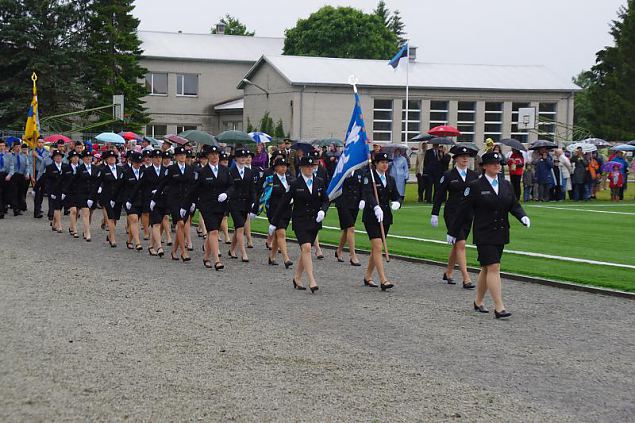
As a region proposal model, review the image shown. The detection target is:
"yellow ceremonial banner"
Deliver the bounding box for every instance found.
[23,72,40,149]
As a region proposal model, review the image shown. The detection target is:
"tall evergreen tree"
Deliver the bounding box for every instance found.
[374,1,391,27]
[582,0,635,140]
[0,0,89,129]
[389,9,406,44]
[85,0,148,132]
[211,14,255,36]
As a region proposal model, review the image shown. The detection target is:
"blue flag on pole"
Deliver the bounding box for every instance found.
[327,92,370,201]
[388,43,408,69]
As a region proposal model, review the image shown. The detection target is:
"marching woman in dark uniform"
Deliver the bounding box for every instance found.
[146,150,169,257]
[309,150,328,259]
[141,149,153,241]
[334,168,364,266]
[159,150,174,248]
[63,150,82,238]
[227,148,256,262]
[262,156,294,268]
[218,152,232,245]
[195,151,208,238]
[96,150,125,248]
[120,152,145,251]
[362,152,401,290]
[271,155,329,293]
[431,144,480,289]
[193,144,232,270]
[153,146,196,261]
[75,150,100,242]
[449,151,530,319]
[44,149,72,233]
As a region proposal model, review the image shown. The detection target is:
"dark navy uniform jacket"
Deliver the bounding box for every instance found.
[193,164,232,214]
[362,170,400,226]
[432,167,480,218]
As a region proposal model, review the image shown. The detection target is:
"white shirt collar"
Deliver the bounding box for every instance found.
[484,174,497,184]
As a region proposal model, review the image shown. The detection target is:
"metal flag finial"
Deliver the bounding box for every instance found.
[348,75,359,93]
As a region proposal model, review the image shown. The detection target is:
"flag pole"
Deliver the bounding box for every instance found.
[405,41,409,144]
[349,76,390,262]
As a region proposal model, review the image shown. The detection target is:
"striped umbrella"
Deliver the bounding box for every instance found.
[248,132,272,143]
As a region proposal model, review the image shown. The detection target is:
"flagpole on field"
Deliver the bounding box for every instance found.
[350,78,390,262]
[405,41,409,144]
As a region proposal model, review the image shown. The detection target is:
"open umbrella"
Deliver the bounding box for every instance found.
[427,137,455,146]
[410,133,435,142]
[143,136,161,147]
[164,134,189,146]
[580,138,611,148]
[529,140,557,150]
[216,130,254,144]
[95,132,125,144]
[499,138,527,151]
[44,134,72,144]
[602,161,624,172]
[451,142,479,153]
[627,140,635,146]
[291,142,315,154]
[611,144,635,152]
[566,142,597,153]
[312,138,344,147]
[248,131,272,144]
[120,131,142,141]
[179,130,217,146]
[428,125,461,137]
[6,136,21,147]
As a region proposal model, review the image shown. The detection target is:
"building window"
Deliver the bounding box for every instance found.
[176,74,198,96]
[511,102,530,143]
[176,125,197,134]
[484,102,503,142]
[429,100,448,129]
[401,99,420,142]
[373,99,393,142]
[456,101,475,142]
[145,73,168,95]
[538,103,557,141]
[146,124,167,138]
[222,121,243,131]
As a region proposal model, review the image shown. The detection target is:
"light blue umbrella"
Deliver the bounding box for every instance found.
[95,132,126,144]
[248,131,272,143]
[611,144,635,152]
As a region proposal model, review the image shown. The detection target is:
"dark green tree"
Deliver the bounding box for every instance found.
[374,1,391,27]
[274,119,285,139]
[258,112,274,135]
[211,14,255,36]
[572,72,594,134]
[0,0,89,129]
[246,117,255,133]
[389,9,406,44]
[283,6,399,59]
[582,0,635,140]
[84,0,148,131]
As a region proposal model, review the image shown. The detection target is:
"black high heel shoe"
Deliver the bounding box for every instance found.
[473,302,489,313]
[135,244,143,251]
[494,309,512,319]
[181,254,191,262]
[292,279,306,290]
[350,259,361,267]
[228,250,238,259]
[148,247,158,256]
[214,262,224,271]
[443,273,456,285]
[380,281,394,291]
[462,282,475,289]
[363,278,378,288]
[335,250,344,262]
[268,257,279,266]
[284,260,293,269]
[157,248,165,257]
[171,252,179,261]
[310,285,319,294]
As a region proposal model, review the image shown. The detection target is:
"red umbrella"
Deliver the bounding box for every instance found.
[120,131,142,141]
[164,134,190,146]
[44,134,72,144]
[428,125,461,137]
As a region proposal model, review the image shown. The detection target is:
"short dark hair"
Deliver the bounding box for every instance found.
[0,139,5,145]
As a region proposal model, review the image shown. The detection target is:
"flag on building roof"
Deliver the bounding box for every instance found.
[23,72,40,149]
[388,43,408,69]
[326,92,370,201]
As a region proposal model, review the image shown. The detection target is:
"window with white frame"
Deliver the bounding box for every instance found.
[145,73,168,95]
[373,99,393,142]
[429,100,448,129]
[511,102,530,143]
[146,124,167,138]
[222,120,243,131]
[176,74,198,96]
[484,102,503,142]
[176,125,197,134]
[401,99,421,142]
[538,103,557,141]
[457,101,475,142]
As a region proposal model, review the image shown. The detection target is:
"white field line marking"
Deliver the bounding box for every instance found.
[255,217,635,270]
[401,203,635,209]
[527,205,635,215]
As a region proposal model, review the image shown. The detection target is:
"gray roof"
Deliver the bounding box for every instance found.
[240,55,579,92]
[139,31,284,62]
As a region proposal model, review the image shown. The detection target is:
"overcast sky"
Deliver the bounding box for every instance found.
[134,0,627,81]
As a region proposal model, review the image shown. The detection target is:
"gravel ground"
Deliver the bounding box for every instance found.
[0,206,633,422]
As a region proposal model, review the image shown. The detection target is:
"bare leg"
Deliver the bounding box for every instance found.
[485,263,505,311]
[184,216,192,249]
[235,227,247,260]
[69,207,78,234]
[245,217,253,247]
[80,208,91,239]
[370,238,388,283]
[269,231,279,261]
[314,236,323,257]
[129,214,141,247]
[446,245,457,278]
[174,220,186,257]
[475,267,488,306]
[365,240,377,281]
[141,212,150,239]
[162,216,172,245]
[294,246,305,286]
[151,223,162,251]
[337,230,346,256]
[107,219,117,245]
[276,229,290,262]
[455,240,471,283]
[347,227,358,263]
[221,216,230,243]
[209,230,221,264]
[53,209,62,231]
[301,243,317,288]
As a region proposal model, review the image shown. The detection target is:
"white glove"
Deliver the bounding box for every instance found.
[390,201,400,211]
[50,194,57,200]
[248,212,257,220]
[374,205,384,222]
[316,210,325,223]
[268,224,276,236]
[150,200,156,211]
[179,208,186,218]
[431,215,439,228]
[218,193,227,202]
[61,194,66,200]
[97,187,102,194]
[447,234,457,245]
[358,200,365,210]
[289,198,294,205]
[521,216,531,228]
[190,203,196,213]
[109,200,115,208]
[125,201,132,210]
[151,189,157,195]
[87,200,93,208]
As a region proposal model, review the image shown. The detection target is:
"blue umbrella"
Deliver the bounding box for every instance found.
[611,144,635,152]
[6,136,21,147]
[291,142,315,154]
[95,132,126,144]
[248,131,272,144]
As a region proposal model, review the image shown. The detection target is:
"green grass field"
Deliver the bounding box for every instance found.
[217,183,635,292]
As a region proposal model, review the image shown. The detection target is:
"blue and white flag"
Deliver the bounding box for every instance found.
[327,92,370,201]
[388,43,408,69]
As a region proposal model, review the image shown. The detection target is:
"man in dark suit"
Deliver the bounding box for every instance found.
[423,144,445,202]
